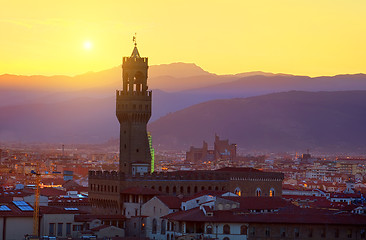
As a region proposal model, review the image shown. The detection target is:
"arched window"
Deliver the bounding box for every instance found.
[240,225,248,235]
[270,188,275,197]
[215,186,219,191]
[256,188,261,197]
[201,186,205,191]
[166,186,169,194]
[187,186,191,194]
[223,224,230,234]
[234,187,241,196]
[158,186,162,192]
[206,225,213,234]
[180,186,184,194]
[173,186,177,194]
[152,219,157,234]
[194,186,198,193]
[161,220,166,234]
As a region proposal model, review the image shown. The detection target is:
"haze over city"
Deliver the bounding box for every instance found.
[1,1,366,240]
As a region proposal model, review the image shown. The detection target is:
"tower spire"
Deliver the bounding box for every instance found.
[131,33,140,58]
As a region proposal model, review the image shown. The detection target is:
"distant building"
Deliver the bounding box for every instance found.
[186,135,236,163]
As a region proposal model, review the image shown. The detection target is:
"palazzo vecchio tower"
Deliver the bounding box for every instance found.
[116,41,152,175]
[88,40,284,215]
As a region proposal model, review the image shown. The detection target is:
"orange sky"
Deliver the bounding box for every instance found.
[0,0,365,77]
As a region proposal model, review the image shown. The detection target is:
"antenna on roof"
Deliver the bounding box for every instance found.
[133,33,137,46]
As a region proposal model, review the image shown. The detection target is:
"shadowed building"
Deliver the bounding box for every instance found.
[186,135,236,163]
[88,43,284,215]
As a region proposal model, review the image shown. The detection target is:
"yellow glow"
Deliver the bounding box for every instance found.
[83,41,92,50]
[0,0,365,76]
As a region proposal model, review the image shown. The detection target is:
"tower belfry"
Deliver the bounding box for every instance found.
[116,41,152,176]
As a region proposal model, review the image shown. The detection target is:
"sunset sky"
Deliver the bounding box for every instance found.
[1,0,365,77]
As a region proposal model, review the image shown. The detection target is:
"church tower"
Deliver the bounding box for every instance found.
[116,40,152,175]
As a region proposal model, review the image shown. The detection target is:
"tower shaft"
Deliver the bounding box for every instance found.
[116,48,152,175]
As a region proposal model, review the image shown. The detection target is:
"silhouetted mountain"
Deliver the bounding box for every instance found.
[148,91,366,153]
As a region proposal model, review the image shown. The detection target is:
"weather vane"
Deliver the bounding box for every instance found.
[133,33,137,46]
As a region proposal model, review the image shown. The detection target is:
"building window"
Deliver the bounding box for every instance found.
[270,188,275,197]
[321,228,326,238]
[49,223,55,236]
[152,219,157,234]
[173,186,177,194]
[281,227,286,238]
[256,188,261,197]
[250,227,255,236]
[194,186,198,193]
[234,187,241,196]
[57,223,63,236]
[223,238,230,240]
[347,229,352,238]
[265,227,270,237]
[335,228,339,238]
[166,186,169,193]
[187,186,191,194]
[73,224,82,231]
[66,223,71,235]
[240,225,247,235]
[294,227,299,238]
[308,228,313,238]
[361,229,366,239]
[180,186,184,194]
[223,224,230,234]
[161,220,166,234]
[206,225,213,234]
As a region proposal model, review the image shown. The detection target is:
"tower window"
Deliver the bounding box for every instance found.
[124,144,127,149]
[136,149,139,153]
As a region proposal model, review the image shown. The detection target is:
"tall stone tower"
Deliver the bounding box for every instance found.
[116,42,152,176]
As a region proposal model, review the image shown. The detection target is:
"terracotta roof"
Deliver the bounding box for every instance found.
[183,190,228,201]
[164,206,366,225]
[219,196,292,210]
[157,196,183,209]
[40,206,86,214]
[74,214,126,222]
[0,203,33,217]
[40,188,67,197]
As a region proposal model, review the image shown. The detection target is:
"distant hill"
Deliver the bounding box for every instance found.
[0,97,117,143]
[148,91,366,153]
[2,63,366,149]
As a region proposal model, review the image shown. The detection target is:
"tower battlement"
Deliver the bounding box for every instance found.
[123,56,148,64]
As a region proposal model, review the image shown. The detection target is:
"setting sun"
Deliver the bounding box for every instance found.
[83,41,92,50]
